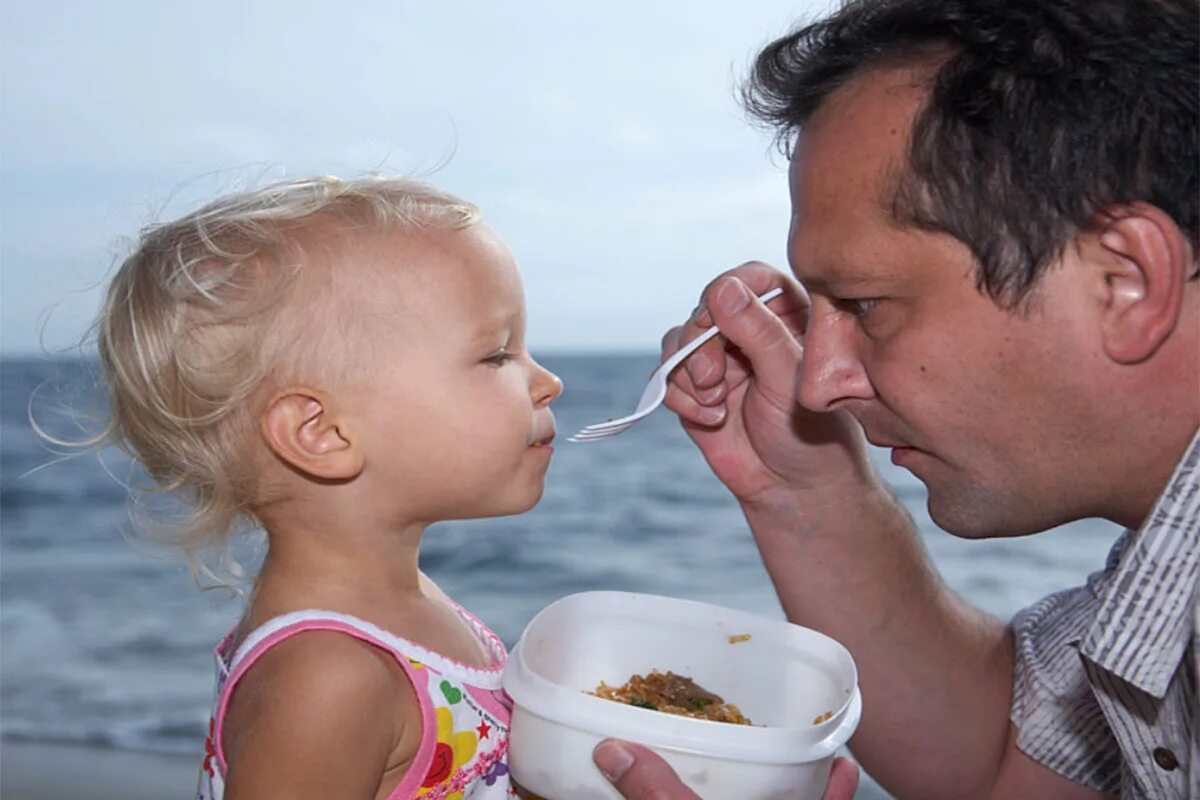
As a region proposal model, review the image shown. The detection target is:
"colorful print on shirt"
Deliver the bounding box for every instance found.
[197,608,517,800]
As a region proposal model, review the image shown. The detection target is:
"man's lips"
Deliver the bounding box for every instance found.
[859,424,927,468]
[531,432,556,447]
[862,433,926,469]
[864,433,911,450]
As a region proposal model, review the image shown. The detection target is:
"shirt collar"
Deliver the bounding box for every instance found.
[1080,428,1200,698]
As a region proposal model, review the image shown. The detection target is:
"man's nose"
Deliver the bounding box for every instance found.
[795,310,873,412]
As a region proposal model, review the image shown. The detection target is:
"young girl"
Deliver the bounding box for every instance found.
[94,176,562,799]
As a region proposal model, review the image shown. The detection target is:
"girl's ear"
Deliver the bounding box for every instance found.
[1093,202,1190,364]
[260,388,363,480]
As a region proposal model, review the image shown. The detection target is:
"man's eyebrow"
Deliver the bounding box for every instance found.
[798,271,893,291]
[828,273,888,286]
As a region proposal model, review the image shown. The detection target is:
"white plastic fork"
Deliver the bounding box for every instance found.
[568,287,784,442]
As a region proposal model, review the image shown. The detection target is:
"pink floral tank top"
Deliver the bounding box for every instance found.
[197,608,516,799]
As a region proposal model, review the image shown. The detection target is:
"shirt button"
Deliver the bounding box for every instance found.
[1152,747,1178,771]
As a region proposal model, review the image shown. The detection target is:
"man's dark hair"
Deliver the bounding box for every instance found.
[744,0,1199,303]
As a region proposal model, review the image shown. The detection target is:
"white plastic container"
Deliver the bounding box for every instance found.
[502,591,862,800]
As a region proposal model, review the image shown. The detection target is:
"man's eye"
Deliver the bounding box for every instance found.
[851,299,878,318]
[836,297,879,319]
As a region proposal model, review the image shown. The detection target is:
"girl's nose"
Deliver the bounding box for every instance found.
[531,361,563,406]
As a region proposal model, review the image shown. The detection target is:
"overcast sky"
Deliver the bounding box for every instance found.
[2,1,833,355]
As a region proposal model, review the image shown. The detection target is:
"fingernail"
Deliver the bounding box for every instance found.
[699,404,726,425]
[715,280,751,314]
[691,303,711,326]
[594,741,635,782]
[697,383,724,404]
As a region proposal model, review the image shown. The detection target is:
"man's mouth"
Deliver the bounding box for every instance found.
[864,432,910,450]
[864,431,923,460]
[531,432,556,448]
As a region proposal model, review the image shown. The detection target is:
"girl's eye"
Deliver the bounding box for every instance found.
[483,349,513,366]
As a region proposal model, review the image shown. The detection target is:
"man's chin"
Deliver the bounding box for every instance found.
[926,488,1034,540]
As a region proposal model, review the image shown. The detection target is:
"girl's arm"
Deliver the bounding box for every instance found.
[222,631,421,800]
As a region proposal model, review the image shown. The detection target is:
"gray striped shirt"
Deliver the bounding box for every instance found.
[1010,429,1199,799]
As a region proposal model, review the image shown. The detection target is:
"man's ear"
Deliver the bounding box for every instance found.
[260,389,363,480]
[1092,202,1190,364]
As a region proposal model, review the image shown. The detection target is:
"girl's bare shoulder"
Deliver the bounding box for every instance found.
[221,631,422,798]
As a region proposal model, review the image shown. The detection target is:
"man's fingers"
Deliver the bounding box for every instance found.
[667,357,727,408]
[662,327,727,407]
[593,741,859,800]
[664,384,726,427]
[662,264,804,418]
[684,263,806,392]
[593,740,702,800]
[660,325,683,362]
[823,757,861,800]
[702,277,803,408]
[667,317,729,391]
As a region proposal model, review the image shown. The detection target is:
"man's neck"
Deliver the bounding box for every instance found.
[1112,424,1200,531]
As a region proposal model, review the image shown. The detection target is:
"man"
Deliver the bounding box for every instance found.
[591,0,1198,798]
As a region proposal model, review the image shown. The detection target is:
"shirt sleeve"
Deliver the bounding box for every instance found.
[1009,584,1123,794]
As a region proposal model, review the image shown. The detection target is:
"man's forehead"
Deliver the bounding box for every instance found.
[785,69,933,271]
[790,70,926,185]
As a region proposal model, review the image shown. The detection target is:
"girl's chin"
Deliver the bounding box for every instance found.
[460,482,547,519]
[513,484,547,513]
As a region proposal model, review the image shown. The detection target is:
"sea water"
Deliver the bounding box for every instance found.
[0,355,1121,796]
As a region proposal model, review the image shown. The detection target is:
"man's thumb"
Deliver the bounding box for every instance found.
[593,740,702,800]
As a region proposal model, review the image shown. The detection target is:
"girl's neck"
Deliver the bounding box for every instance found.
[238,520,496,669]
[255,516,428,605]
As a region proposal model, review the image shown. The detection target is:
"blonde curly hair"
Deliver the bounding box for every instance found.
[94,175,480,584]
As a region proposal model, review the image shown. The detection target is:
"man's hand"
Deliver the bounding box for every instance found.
[661,263,871,509]
[594,739,860,800]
